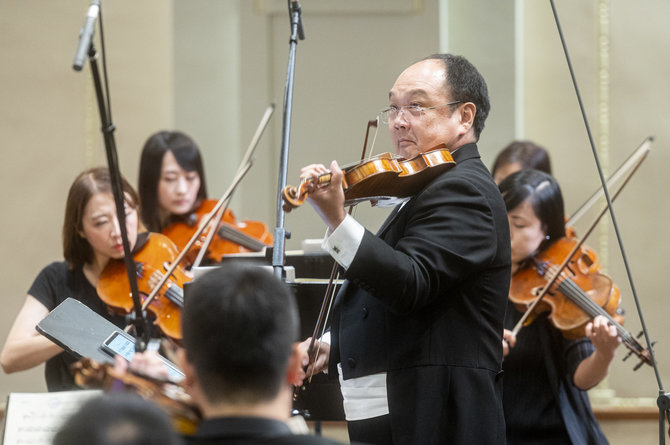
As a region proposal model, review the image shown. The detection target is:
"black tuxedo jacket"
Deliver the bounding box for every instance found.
[329,143,510,444]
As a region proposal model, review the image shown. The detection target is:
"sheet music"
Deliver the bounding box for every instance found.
[2,390,102,445]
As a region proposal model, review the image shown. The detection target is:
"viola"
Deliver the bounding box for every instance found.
[510,236,652,368]
[282,145,456,210]
[97,232,190,341]
[162,199,273,265]
[71,357,200,435]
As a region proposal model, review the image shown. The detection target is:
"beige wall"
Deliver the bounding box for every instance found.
[1,0,668,442]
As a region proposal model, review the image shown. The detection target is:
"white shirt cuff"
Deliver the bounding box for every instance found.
[321,214,364,270]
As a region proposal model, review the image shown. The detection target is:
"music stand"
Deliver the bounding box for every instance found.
[36,298,126,364]
[36,297,183,383]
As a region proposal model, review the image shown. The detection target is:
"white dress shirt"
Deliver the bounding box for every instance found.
[320,214,389,421]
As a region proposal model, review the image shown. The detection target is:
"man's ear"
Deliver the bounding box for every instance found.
[286,343,305,387]
[460,102,476,131]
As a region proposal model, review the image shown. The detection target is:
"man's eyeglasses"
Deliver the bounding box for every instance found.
[378,101,463,124]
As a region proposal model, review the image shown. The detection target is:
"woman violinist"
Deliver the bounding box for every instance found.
[138,130,271,264]
[0,167,147,391]
[499,169,620,444]
[138,131,207,234]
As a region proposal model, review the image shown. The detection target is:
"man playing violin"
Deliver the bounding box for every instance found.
[297,54,510,444]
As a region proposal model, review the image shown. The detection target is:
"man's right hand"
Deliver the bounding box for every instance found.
[502,329,517,357]
[296,337,330,384]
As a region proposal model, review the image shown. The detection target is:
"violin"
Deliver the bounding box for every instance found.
[162,199,273,265]
[97,232,190,341]
[282,145,456,210]
[71,357,200,435]
[510,236,652,368]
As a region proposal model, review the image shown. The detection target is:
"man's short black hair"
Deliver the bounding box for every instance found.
[423,53,491,140]
[182,263,299,404]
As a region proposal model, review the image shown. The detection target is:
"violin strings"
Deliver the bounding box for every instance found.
[542,262,630,339]
[556,275,631,341]
[150,270,184,307]
[538,261,646,358]
[559,277,648,357]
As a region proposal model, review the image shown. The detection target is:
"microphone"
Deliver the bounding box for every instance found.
[72,0,101,71]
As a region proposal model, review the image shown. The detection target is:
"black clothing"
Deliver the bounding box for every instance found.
[28,261,125,391]
[347,415,392,445]
[183,417,348,445]
[329,144,511,444]
[503,301,609,445]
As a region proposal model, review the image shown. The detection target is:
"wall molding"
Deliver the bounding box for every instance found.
[253,0,423,15]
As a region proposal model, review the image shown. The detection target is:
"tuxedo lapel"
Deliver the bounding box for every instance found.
[376,203,404,238]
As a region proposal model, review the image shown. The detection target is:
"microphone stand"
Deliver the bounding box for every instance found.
[72,6,150,352]
[272,0,305,280]
[549,1,666,441]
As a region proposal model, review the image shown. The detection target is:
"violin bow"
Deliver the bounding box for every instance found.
[191,204,228,268]
[299,119,379,388]
[566,137,652,228]
[548,0,660,381]
[191,105,276,269]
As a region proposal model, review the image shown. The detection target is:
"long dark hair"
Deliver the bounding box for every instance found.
[499,169,565,251]
[138,131,207,232]
[63,167,140,269]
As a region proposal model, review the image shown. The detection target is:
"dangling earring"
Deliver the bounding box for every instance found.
[545,235,550,240]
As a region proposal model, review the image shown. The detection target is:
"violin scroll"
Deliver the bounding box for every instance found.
[282,173,336,212]
[281,183,304,211]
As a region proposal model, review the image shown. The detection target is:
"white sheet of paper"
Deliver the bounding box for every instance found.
[2,390,102,445]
